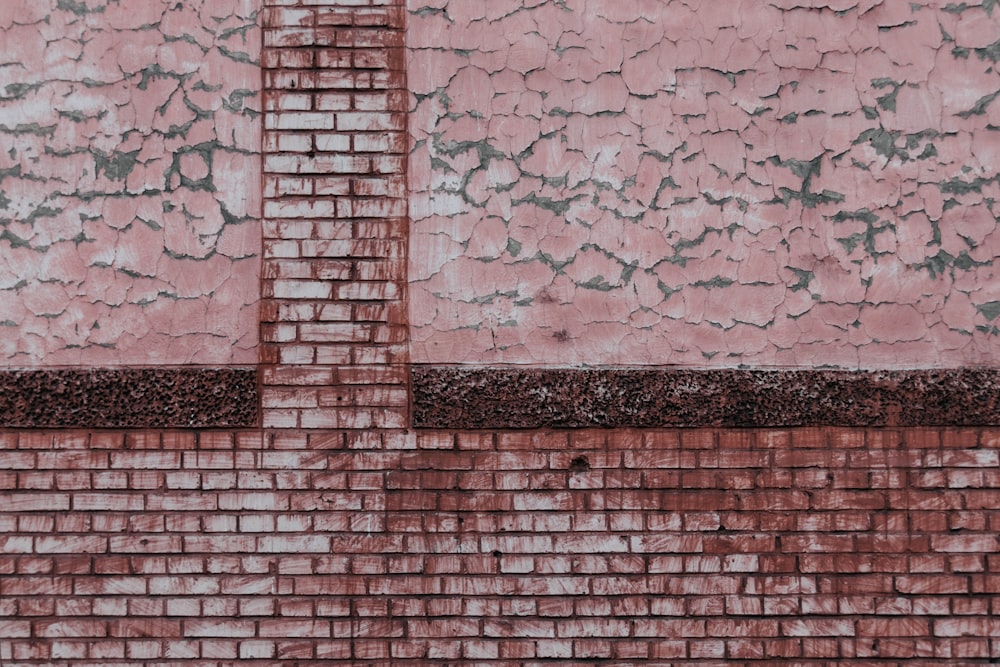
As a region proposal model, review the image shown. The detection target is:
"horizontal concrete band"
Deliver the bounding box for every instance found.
[0,368,259,428]
[412,366,1000,429]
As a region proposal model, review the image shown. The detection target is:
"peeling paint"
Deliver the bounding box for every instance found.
[408,0,1000,368]
[0,0,261,365]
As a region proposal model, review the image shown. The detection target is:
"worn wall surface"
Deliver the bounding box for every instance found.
[408,0,1000,368]
[2,1,1000,666]
[4,427,1000,666]
[0,0,261,366]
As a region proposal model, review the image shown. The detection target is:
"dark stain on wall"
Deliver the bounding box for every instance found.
[0,368,258,428]
[413,366,1000,429]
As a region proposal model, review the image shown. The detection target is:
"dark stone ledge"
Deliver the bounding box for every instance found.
[412,366,1000,429]
[0,367,258,428]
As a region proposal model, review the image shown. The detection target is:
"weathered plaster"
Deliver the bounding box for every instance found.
[0,0,261,365]
[408,0,1000,368]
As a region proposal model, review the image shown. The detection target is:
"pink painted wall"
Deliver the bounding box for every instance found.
[407,0,1000,368]
[0,0,261,366]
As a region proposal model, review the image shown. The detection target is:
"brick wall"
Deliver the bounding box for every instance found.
[260,0,409,431]
[2,427,1000,664]
[3,0,1000,665]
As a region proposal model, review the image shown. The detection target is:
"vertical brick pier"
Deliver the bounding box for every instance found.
[261,0,409,430]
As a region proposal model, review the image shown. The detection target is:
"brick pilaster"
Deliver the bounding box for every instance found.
[260,0,408,429]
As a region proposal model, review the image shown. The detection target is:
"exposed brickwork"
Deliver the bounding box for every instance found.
[2,427,1000,665]
[260,0,408,430]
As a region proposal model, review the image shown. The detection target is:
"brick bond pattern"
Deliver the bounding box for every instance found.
[260,0,409,431]
[3,1,1000,666]
[2,428,1000,664]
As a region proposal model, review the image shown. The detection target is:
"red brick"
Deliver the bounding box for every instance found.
[35,620,108,638]
[934,618,1000,637]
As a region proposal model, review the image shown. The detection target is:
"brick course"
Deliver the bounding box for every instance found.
[261,0,408,431]
[2,427,1000,664]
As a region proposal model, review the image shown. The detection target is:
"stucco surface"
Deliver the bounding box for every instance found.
[408,0,1000,368]
[0,0,261,366]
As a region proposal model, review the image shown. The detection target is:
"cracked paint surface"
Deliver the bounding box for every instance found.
[408,0,1000,368]
[0,0,261,365]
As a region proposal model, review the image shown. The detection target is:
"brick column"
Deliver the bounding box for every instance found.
[260,0,408,430]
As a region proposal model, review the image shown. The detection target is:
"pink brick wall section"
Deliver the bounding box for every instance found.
[2,427,1000,664]
[260,0,409,430]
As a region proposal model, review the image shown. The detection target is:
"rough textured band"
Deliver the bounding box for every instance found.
[413,366,1000,429]
[0,368,259,428]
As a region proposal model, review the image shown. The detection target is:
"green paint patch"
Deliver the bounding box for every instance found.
[506,238,521,258]
[957,89,1000,119]
[223,89,256,113]
[512,192,576,216]
[1,230,33,249]
[692,276,735,289]
[136,64,190,92]
[93,149,141,181]
[577,275,615,291]
[937,175,996,196]
[915,250,986,279]
[56,0,105,14]
[1,123,56,137]
[24,205,62,225]
[218,45,255,65]
[871,78,903,112]
[975,38,1000,62]
[787,268,814,291]
[2,82,42,101]
[830,209,896,256]
[977,301,1000,321]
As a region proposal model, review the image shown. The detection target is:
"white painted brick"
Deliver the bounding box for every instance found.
[265,8,313,26]
[335,112,397,132]
[268,324,299,343]
[262,240,300,258]
[264,176,313,197]
[316,93,352,111]
[299,409,373,429]
[278,303,319,320]
[335,282,400,300]
[343,198,407,218]
[269,112,335,130]
[316,134,351,152]
[272,281,333,299]
[264,200,338,218]
[317,304,353,321]
[299,323,371,343]
[314,347,353,365]
[268,94,312,111]
[354,92,391,111]
[239,641,276,659]
[353,133,392,152]
[278,346,317,364]
[276,134,313,152]
[314,177,351,195]
[262,389,319,409]
[265,219,314,239]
